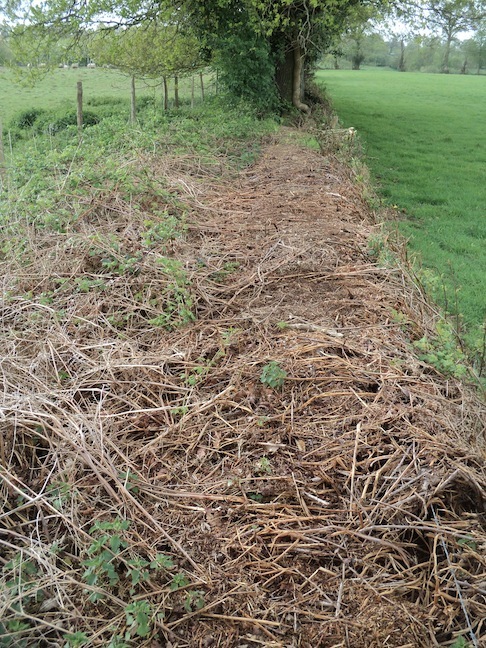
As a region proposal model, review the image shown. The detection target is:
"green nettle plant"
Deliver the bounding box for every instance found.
[260,361,287,389]
[74,516,205,639]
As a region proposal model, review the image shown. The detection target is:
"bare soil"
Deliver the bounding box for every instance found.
[1,129,485,647]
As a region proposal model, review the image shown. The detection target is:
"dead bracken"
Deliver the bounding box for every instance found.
[1,130,485,647]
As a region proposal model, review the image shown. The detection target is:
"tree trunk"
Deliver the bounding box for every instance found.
[442,36,452,73]
[275,47,294,104]
[292,43,309,112]
[163,76,168,110]
[191,76,195,108]
[398,39,406,72]
[130,75,137,123]
[275,43,308,112]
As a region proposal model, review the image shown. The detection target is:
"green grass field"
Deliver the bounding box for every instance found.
[317,68,486,342]
[0,66,211,123]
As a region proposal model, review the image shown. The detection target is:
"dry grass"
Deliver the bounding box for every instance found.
[1,130,485,647]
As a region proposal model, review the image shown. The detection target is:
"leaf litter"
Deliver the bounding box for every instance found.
[0,129,485,647]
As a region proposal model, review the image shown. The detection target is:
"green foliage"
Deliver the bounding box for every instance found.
[260,361,287,389]
[450,637,470,648]
[183,349,225,386]
[212,30,280,113]
[118,470,140,494]
[81,517,176,611]
[124,600,152,637]
[63,632,90,648]
[8,105,100,140]
[82,519,130,597]
[148,257,195,330]
[3,0,374,111]
[0,619,31,647]
[91,22,203,78]
[413,321,469,378]
[254,456,272,474]
[367,233,397,267]
[142,215,183,247]
[170,571,190,590]
[47,480,74,510]
[0,555,45,644]
[9,107,46,129]
[457,535,477,551]
[3,555,43,607]
[209,261,240,282]
[168,572,205,612]
[184,589,205,612]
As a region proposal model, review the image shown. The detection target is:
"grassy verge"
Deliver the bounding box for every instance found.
[317,68,486,358]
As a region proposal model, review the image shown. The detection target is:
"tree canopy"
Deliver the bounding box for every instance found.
[2,0,394,111]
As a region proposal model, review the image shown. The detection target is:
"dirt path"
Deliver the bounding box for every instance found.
[1,130,485,647]
[145,132,485,646]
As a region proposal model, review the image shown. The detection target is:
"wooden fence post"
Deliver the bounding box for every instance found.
[174,75,179,108]
[130,76,137,123]
[77,81,83,138]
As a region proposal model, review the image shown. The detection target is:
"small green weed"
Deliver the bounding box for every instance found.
[118,470,140,495]
[124,600,152,638]
[3,555,44,607]
[74,277,107,293]
[457,535,477,551]
[254,456,272,475]
[0,555,45,643]
[148,257,195,330]
[450,637,470,648]
[0,619,31,648]
[63,632,90,648]
[184,349,225,386]
[221,327,241,347]
[256,416,270,427]
[141,214,182,247]
[390,308,410,328]
[170,405,189,418]
[260,361,287,389]
[210,261,240,282]
[82,519,130,599]
[184,589,205,613]
[367,233,397,267]
[47,481,73,511]
[81,518,175,607]
[169,572,205,612]
[413,321,469,379]
[101,252,142,276]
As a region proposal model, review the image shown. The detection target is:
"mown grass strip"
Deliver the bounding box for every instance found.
[317,68,486,350]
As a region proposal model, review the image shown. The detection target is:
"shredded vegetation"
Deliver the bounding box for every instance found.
[0,109,485,647]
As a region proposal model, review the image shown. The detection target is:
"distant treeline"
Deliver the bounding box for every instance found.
[322,32,485,75]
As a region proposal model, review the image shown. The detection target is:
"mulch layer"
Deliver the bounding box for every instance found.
[1,130,485,647]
